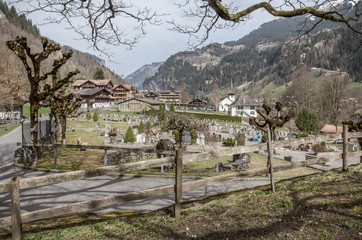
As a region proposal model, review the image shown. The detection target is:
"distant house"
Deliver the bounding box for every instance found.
[76,88,113,108]
[188,98,208,108]
[112,83,135,101]
[218,92,236,112]
[117,98,161,112]
[143,91,158,100]
[229,95,262,118]
[320,124,343,134]
[158,90,181,104]
[72,79,114,91]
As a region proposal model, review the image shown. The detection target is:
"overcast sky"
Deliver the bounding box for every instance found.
[11,0,277,77]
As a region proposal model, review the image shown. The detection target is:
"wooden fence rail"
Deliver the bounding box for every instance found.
[0,152,343,233]
[1,131,361,237]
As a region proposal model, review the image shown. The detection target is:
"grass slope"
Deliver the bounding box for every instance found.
[13,166,362,240]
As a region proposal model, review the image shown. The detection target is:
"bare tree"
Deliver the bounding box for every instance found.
[8,0,362,51]
[281,69,320,116]
[320,75,348,127]
[172,0,362,47]
[208,83,220,111]
[249,101,290,192]
[45,73,82,145]
[6,36,79,165]
[9,0,161,54]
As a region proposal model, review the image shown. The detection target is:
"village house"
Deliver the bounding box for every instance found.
[72,79,114,91]
[143,90,181,104]
[76,88,113,109]
[188,98,208,109]
[117,97,161,112]
[112,83,135,101]
[228,95,262,118]
[218,92,236,112]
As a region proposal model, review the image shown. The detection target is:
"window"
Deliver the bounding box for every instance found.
[250,106,255,110]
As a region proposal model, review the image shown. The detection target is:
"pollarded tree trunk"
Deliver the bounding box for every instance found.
[28,99,39,166]
[60,115,67,145]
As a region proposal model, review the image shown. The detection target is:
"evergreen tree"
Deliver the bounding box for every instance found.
[124,126,136,143]
[93,68,105,79]
[92,112,99,121]
[86,112,92,121]
[295,108,319,134]
[170,103,175,112]
[138,120,145,133]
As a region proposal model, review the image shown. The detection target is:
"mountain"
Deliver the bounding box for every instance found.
[0,1,125,100]
[142,3,362,97]
[125,62,163,89]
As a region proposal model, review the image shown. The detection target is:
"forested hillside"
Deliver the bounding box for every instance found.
[143,15,362,97]
[0,0,124,102]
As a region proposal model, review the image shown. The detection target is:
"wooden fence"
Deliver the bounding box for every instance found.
[1,131,362,239]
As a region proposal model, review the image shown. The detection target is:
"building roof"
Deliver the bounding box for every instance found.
[76,88,112,97]
[72,79,113,87]
[188,98,207,105]
[113,82,132,90]
[72,80,89,87]
[320,124,343,133]
[92,79,113,86]
[117,97,162,105]
[230,95,262,106]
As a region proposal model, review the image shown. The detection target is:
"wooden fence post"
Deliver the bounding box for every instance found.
[267,125,275,192]
[54,145,58,169]
[103,149,108,166]
[11,177,21,240]
[174,148,182,217]
[342,125,348,171]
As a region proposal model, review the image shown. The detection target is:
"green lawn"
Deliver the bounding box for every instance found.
[22,104,51,117]
[0,123,19,137]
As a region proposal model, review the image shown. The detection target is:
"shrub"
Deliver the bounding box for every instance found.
[296,131,309,138]
[170,103,175,112]
[124,126,136,143]
[312,143,329,153]
[235,131,246,146]
[138,120,145,133]
[296,108,319,134]
[86,112,92,121]
[190,129,198,144]
[173,130,181,144]
[92,112,98,122]
[222,138,235,146]
[261,134,267,143]
[108,131,117,137]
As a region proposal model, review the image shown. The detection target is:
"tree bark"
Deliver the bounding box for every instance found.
[267,124,275,192]
[61,115,67,145]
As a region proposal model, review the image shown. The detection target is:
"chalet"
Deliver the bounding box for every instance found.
[76,88,113,108]
[117,98,161,112]
[158,90,181,103]
[72,79,114,91]
[218,92,236,112]
[229,95,262,118]
[144,91,158,100]
[143,90,181,103]
[188,98,208,108]
[112,83,135,101]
